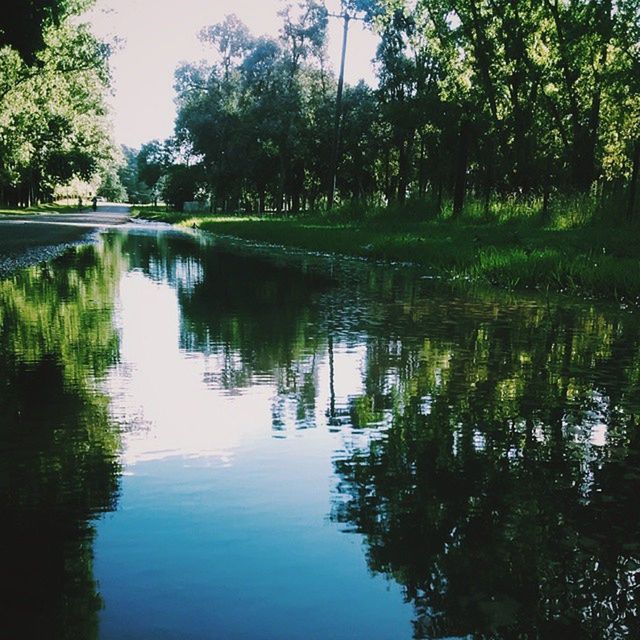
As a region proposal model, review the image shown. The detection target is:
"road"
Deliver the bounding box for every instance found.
[0,204,131,275]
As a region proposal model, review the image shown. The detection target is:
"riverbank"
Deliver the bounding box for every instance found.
[132,208,640,302]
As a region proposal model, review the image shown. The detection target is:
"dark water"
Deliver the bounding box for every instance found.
[1,228,639,639]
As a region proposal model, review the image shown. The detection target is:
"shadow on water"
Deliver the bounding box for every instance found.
[329,296,640,638]
[0,239,124,638]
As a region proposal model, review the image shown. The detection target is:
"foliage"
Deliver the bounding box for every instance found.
[144,0,640,220]
[169,3,338,213]
[97,164,127,201]
[0,1,118,207]
[161,164,203,211]
[0,0,92,63]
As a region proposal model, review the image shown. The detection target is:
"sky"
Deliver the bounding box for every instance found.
[87,0,380,149]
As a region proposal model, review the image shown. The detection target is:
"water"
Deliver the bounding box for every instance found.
[1,228,639,639]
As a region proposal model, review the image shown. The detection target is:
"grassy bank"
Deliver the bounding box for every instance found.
[132,206,640,302]
[0,203,88,215]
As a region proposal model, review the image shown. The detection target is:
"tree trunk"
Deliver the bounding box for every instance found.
[292,191,301,214]
[482,138,494,216]
[397,135,411,204]
[452,119,471,218]
[418,135,427,197]
[383,147,391,205]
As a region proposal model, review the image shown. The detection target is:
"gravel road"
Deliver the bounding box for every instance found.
[0,204,131,276]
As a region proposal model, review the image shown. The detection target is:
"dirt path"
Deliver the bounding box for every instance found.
[0,204,131,275]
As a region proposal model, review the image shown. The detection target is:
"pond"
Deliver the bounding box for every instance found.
[1,227,639,639]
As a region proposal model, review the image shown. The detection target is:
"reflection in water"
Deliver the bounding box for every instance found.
[330,301,640,638]
[0,239,124,638]
[2,228,640,639]
[122,231,640,638]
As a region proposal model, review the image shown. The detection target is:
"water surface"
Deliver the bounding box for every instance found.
[1,228,639,639]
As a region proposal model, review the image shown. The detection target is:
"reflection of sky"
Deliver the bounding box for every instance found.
[106,271,274,464]
[106,271,368,465]
[97,268,413,639]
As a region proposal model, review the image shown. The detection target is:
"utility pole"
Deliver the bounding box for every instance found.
[326,5,364,211]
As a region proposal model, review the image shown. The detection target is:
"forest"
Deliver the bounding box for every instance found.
[1,1,639,221]
[123,0,640,223]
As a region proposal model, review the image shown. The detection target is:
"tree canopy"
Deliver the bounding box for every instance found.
[0,0,118,207]
[136,0,640,218]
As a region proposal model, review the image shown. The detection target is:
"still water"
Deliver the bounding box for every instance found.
[1,228,639,639]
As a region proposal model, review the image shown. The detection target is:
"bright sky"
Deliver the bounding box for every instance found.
[87,0,379,149]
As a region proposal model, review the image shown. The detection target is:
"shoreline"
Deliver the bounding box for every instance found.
[132,208,640,304]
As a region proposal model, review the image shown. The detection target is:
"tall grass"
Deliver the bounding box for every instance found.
[316,190,627,230]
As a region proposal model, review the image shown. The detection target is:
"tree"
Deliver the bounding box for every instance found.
[0,0,91,63]
[0,6,116,207]
[161,164,202,211]
[171,8,334,214]
[199,14,254,82]
[158,0,640,216]
[97,165,126,202]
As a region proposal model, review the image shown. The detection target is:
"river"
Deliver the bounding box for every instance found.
[1,226,639,639]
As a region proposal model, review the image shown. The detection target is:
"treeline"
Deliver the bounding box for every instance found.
[0,0,117,207]
[138,0,640,219]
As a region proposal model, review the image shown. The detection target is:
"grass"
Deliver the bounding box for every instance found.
[0,202,87,215]
[131,200,640,302]
[130,205,193,224]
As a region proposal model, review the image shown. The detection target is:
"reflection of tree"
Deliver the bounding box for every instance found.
[332,298,640,639]
[86,230,640,637]
[178,251,326,368]
[182,250,333,431]
[0,241,123,638]
[123,233,333,429]
[164,241,330,429]
[122,231,208,289]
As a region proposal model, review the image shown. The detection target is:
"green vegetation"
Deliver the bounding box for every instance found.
[0,202,89,215]
[127,1,639,222]
[0,0,120,208]
[114,142,167,205]
[132,202,640,301]
[125,0,640,301]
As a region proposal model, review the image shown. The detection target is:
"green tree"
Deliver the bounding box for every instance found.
[0,3,116,207]
[161,164,202,211]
